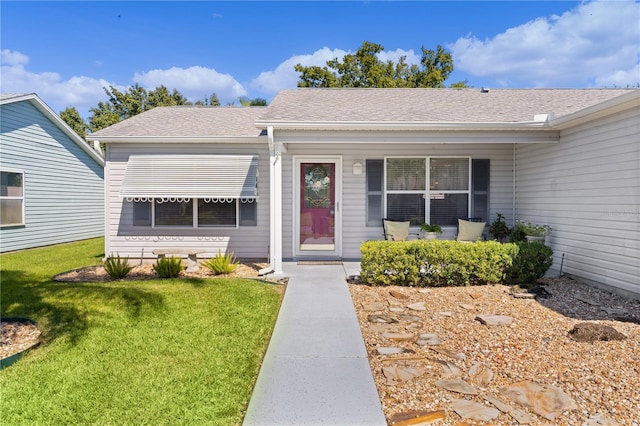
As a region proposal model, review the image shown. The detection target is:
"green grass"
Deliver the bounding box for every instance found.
[0,238,282,425]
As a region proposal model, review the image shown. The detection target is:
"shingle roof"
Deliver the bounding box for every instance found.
[260,88,635,123]
[0,93,32,102]
[89,106,267,138]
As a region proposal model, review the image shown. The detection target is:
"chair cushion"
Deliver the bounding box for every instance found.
[457,219,486,241]
[384,220,410,241]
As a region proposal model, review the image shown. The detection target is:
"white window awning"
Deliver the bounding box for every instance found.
[120,155,258,199]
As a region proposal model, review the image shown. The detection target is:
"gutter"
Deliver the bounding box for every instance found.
[255,120,552,132]
[258,125,276,276]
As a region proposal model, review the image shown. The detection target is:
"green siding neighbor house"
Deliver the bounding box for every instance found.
[0,93,104,252]
[89,88,639,298]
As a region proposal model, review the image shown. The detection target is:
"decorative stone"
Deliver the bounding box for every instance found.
[469,292,483,299]
[482,394,535,424]
[601,307,628,316]
[469,362,494,387]
[383,365,425,384]
[459,304,475,310]
[416,333,442,346]
[512,292,536,299]
[437,360,463,378]
[451,399,499,421]
[377,347,408,355]
[399,314,422,323]
[439,311,452,317]
[568,322,627,342]
[575,294,600,306]
[582,413,620,426]
[388,297,403,307]
[435,379,478,395]
[389,307,405,313]
[418,288,432,294]
[500,380,578,421]
[383,332,416,341]
[429,346,466,360]
[389,289,410,299]
[367,314,398,324]
[475,314,514,326]
[407,301,427,311]
[362,301,386,312]
[389,409,447,425]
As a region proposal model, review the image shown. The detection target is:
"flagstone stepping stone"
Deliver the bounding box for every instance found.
[582,413,620,426]
[362,301,386,312]
[389,307,404,313]
[407,301,427,311]
[482,394,535,424]
[389,409,447,425]
[435,379,478,395]
[383,365,425,385]
[439,311,452,317]
[451,399,499,421]
[460,303,475,310]
[383,332,416,341]
[567,322,627,342]
[367,314,398,324]
[377,346,409,355]
[429,346,466,360]
[469,292,483,299]
[469,362,494,387]
[500,381,577,421]
[399,314,422,323]
[416,333,442,346]
[437,360,463,378]
[389,289,410,299]
[475,314,514,326]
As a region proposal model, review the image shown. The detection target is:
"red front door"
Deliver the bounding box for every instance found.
[299,162,335,251]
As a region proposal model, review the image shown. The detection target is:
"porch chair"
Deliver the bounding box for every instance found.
[382,218,418,241]
[456,217,486,242]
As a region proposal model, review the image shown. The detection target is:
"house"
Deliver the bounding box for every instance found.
[88,88,640,298]
[0,93,104,252]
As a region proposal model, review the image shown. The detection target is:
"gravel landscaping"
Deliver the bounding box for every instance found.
[349,276,640,425]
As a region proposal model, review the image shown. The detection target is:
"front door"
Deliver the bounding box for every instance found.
[295,158,341,257]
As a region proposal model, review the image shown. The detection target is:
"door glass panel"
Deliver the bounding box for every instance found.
[300,163,335,250]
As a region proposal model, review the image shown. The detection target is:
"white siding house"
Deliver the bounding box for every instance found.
[0,93,104,252]
[89,88,639,298]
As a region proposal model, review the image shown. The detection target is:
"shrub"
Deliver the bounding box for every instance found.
[153,256,184,278]
[202,251,239,275]
[506,241,553,284]
[103,253,134,279]
[360,240,517,287]
[488,213,510,241]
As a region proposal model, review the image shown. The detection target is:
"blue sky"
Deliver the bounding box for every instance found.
[2,1,639,118]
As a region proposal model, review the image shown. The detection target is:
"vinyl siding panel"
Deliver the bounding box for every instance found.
[277,132,516,259]
[515,108,640,296]
[105,143,270,261]
[0,101,104,252]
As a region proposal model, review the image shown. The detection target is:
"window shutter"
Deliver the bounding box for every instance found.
[471,159,490,222]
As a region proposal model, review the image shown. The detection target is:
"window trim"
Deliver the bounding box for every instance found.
[381,156,472,227]
[0,169,25,228]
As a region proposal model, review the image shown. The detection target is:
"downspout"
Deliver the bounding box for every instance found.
[259,126,282,276]
[512,143,517,226]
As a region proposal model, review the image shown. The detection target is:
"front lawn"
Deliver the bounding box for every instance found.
[0,238,282,425]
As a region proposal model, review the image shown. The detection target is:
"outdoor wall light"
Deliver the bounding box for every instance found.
[352,161,363,175]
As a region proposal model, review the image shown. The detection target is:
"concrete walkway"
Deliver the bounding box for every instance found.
[243,262,386,426]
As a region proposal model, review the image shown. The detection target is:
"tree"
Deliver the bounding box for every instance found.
[60,107,88,139]
[194,93,221,106]
[295,41,467,88]
[238,96,267,106]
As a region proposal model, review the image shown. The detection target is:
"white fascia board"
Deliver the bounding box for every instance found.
[255,120,551,131]
[88,136,268,144]
[2,93,105,166]
[549,90,640,130]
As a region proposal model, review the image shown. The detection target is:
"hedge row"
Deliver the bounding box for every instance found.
[360,240,520,287]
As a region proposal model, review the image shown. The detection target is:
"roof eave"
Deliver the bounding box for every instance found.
[549,90,640,129]
[255,120,551,131]
[87,135,268,144]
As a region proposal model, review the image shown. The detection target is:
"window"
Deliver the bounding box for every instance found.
[131,198,257,228]
[1,170,24,227]
[366,157,487,227]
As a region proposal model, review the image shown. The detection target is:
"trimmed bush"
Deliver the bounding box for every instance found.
[506,241,554,284]
[103,253,133,279]
[360,240,517,287]
[153,256,184,278]
[202,251,239,275]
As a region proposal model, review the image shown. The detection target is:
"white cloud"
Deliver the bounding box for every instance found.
[251,47,348,95]
[377,48,421,66]
[449,0,640,87]
[133,66,246,104]
[1,49,120,116]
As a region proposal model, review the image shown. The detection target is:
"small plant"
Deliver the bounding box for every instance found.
[153,256,184,278]
[419,223,443,234]
[515,220,551,237]
[506,241,554,284]
[488,213,510,241]
[202,251,239,275]
[103,253,134,279]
